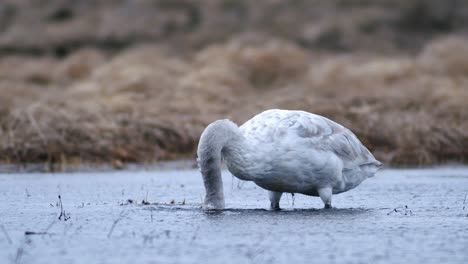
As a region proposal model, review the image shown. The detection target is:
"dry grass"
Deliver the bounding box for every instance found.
[0,36,467,168]
[2,0,468,55]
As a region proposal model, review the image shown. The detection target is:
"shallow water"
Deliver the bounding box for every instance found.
[0,167,467,264]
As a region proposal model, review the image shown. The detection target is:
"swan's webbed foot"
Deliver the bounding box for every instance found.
[268,191,283,211]
[318,187,332,209]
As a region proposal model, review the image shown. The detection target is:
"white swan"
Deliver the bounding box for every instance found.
[197,109,383,210]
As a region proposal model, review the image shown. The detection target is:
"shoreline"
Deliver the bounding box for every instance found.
[1,160,466,174]
[0,160,197,174]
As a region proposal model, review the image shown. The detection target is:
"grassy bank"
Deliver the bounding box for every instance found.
[0,35,467,169]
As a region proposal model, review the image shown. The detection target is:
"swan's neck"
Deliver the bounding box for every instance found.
[197,119,250,210]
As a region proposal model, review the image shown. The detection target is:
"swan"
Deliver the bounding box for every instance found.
[197,109,383,210]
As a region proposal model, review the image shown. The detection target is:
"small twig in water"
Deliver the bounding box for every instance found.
[57,195,71,221]
[24,231,47,236]
[25,188,31,198]
[387,205,413,216]
[142,190,150,205]
[24,219,57,236]
[405,205,413,216]
[107,211,125,238]
[1,224,12,244]
[463,194,467,211]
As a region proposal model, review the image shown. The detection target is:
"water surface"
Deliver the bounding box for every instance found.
[0,167,467,264]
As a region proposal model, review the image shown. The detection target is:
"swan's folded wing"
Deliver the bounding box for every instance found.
[240,109,382,171]
[291,114,382,170]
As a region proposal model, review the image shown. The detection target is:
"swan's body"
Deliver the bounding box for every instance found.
[197,109,382,210]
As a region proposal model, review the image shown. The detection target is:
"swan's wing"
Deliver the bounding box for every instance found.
[290,113,382,170]
[241,109,382,171]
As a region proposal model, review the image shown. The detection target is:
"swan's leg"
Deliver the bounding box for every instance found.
[318,187,332,209]
[268,191,283,210]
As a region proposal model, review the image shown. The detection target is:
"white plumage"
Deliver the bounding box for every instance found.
[197,109,383,210]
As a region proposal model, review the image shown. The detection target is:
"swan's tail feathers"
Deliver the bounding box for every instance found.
[359,160,383,176]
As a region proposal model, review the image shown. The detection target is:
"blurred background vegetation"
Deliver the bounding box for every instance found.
[0,0,467,170]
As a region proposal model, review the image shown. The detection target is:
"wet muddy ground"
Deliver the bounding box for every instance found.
[0,167,467,264]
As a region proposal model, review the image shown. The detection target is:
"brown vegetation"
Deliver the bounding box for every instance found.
[0,1,467,169]
[1,0,468,56]
[0,35,467,168]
